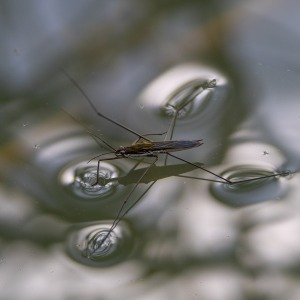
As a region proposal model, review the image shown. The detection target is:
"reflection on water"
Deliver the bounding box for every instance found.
[1,1,300,299]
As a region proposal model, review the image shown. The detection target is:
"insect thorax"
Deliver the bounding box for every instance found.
[115,143,157,157]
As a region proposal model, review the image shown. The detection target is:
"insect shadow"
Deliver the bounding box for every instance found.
[62,70,290,257]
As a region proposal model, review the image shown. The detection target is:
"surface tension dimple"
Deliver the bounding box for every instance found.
[67,222,132,267]
[210,165,289,207]
[60,160,120,198]
[161,78,217,119]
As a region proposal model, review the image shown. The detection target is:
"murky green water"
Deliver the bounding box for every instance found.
[1,1,300,299]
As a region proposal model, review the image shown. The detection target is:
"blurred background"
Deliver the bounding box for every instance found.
[1,0,300,299]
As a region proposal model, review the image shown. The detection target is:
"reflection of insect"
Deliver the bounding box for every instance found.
[63,71,289,255]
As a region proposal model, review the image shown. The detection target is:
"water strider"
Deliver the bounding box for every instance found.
[63,70,290,258]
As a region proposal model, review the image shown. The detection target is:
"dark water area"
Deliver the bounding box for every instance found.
[1,1,300,299]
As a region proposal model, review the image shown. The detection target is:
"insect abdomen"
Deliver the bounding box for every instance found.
[116,139,203,157]
[152,140,203,152]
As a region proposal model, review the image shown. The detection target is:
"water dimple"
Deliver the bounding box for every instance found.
[161,78,217,119]
[134,64,231,140]
[60,160,120,199]
[67,223,132,266]
[210,165,289,207]
[83,228,117,259]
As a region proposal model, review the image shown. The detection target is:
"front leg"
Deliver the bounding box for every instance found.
[92,156,124,186]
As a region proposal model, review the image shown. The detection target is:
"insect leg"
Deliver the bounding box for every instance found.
[229,170,291,184]
[175,174,230,184]
[132,132,167,144]
[168,153,291,184]
[62,70,150,141]
[164,108,180,142]
[175,170,291,184]
[167,153,232,183]
[92,156,124,186]
[109,180,157,235]
[88,155,158,254]
[164,79,217,141]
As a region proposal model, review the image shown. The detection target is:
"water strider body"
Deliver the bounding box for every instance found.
[115,140,203,157]
[63,70,290,258]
